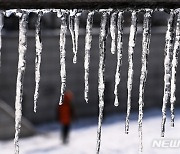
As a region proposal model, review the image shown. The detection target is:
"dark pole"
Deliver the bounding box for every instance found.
[0,0,179,9]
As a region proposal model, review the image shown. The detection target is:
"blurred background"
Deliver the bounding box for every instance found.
[0,10,180,154]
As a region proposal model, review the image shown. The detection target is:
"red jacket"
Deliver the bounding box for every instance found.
[58,92,73,125]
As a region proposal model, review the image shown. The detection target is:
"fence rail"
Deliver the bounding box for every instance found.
[0,0,180,9]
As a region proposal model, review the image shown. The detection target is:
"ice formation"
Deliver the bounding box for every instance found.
[69,9,82,64]
[110,11,118,54]
[170,11,180,127]
[84,11,94,103]
[161,10,175,137]
[96,10,109,154]
[14,12,28,154]
[58,10,68,104]
[34,11,43,112]
[114,11,124,107]
[125,10,138,134]
[138,9,153,152]
[0,8,180,154]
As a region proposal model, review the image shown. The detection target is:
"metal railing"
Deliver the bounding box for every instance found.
[0,0,179,9]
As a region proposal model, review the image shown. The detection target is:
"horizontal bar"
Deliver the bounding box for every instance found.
[0,0,180,9]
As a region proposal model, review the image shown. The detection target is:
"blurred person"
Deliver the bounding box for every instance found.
[57,90,74,144]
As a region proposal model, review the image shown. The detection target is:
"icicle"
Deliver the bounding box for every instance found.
[96,11,108,154]
[138,9,152,153]
[34,12,43,112]
[161,10,175,137]
[0,11,3,69]
[170,12,180,127]
[69,9,81,64]
[84,11,94,103]
[74,11,81,63]
[14,12,28,154]
[125,10,138,134]
[69,10,76,63]
[58,10,68,105]
[114,11,124,106]
[110,11,117,54]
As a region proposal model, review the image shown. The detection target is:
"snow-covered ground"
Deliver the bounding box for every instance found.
[1,108,180,154]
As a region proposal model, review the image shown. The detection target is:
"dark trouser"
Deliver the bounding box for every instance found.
[62,124,70,144]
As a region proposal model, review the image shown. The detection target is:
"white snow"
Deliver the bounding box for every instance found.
[1,109,180,154]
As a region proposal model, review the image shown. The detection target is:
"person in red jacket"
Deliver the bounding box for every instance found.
[58,90,73,144]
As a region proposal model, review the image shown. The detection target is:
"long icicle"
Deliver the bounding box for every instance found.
[84,11,94,103]
[110,11,117,54]
[96,11,108,154]
[59,10,68,105]
[69,10,76,63]
[69,9,81,64]
[34,11,43,112]
[138,9,152,153]
[170,12,180,127]
[14,12,28,154]
[114,11,124,106]
[0,11,3,69]
[161,10,175,137]
[125,10,138,134]
[74,10,81,63]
